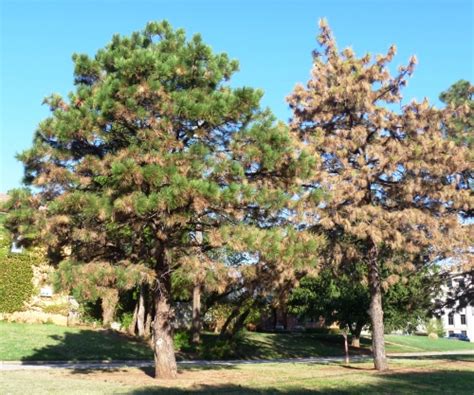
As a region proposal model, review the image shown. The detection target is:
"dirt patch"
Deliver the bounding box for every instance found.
[62,366,254,389]
[32,358,474,391]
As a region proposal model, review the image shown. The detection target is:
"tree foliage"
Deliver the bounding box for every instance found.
[4,21,320,378]
[439,79,473,149]
[287,19,472,370]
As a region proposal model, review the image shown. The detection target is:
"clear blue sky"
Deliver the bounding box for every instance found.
[1,0,472,192]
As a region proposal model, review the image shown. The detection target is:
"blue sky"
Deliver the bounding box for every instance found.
[1,0,472,192]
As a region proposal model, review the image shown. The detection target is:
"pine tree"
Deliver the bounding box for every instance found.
[288,20,473,370]
[5,21,312,378]
[439,80,473,149]
[438,80,473,311]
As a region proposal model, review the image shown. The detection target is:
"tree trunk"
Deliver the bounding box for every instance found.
[101,288,119,327]
[152,247,178,379]
[220,306,241,338]
[368,243,388,371]
[191,283,202,344]
[128,299,139,335]
[144,311,152,339]
[350,321,364,348]
[137,285,146,337]
[230,308,251,336]
[343,330,349,364]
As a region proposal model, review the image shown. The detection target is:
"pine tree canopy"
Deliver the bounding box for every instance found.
[5,20,320,304]
[288,19,473,273]
[287,19,472,370]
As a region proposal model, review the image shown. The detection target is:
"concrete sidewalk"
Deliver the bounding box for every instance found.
[1,350,473,371]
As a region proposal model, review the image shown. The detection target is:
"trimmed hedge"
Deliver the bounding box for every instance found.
[0,253,34,313]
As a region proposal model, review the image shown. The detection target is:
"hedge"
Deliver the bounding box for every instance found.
[0,253,34,313]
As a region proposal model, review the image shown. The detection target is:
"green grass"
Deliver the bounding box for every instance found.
[194,331,359,360]
[1,357,474,394]
[384,334,474,353]
[0,321,152,361]
[1,321,473,362]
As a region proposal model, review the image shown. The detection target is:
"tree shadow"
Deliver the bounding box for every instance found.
[19,328,239,376]
[127,369,474,394]
[20,329,153,362]
[196,331,371,361]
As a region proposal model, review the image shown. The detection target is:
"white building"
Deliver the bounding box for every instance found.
[440,276,473,342]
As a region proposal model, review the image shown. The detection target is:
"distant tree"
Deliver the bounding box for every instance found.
[288,265,439,347]
[439,80,473,149]
[288,267,369,347]
[438,80,473,309]
[4,21,314,378]
[288,20,472,370]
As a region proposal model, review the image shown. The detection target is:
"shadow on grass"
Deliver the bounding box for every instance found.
[20,329,153,362]
[128,369,474,394]
[19,328,371,364]
[195,331,371,361]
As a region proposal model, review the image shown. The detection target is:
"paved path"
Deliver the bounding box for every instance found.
[1,351,473,371]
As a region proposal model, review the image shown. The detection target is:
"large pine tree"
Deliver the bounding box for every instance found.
[288,20,473,370]
[5,21,311,378]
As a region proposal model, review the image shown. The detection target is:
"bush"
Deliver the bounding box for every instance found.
[0,253,34,313]
[174,330,191,351]
[78,300,102,325]
[426,318,445,337]
[120,311,134,330]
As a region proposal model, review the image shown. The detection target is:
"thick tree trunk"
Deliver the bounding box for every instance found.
[191,283,202,344]
[153,292,177,379]
[350,321,364,348]
[137,285,146,337]
[368,243,388,371]
[101,288,119,327]
[152,247,178,379]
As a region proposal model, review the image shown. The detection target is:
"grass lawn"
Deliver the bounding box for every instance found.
[384,334,474,353]
[0,321,152,361]
[1,356,474,394]
[1,321,473,362]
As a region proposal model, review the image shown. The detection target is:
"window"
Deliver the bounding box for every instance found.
[462,331,467,336]
[448,314,454,325]
[449,331,454,336]
[461,315,466,325]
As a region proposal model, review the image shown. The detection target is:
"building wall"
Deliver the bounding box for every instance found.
[441,303,474,342]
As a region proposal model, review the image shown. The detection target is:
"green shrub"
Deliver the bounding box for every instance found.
[78,300,103,325]
[0,253,34,313]
[174,330,191,351]
[120,311,134,330]
[426,318,445,337]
